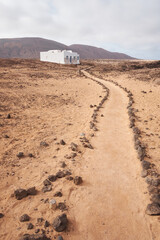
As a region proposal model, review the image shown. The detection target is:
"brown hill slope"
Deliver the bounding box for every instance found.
[69,44,134,59]
[0,37,67,59]
[0,37,134,59]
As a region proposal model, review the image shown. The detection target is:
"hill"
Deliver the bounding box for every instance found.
[69,44,133,59]
[0,37,134,59]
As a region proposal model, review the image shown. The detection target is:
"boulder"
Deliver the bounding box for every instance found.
[27,187,37,196]
[48,175,57,182]
[53,214,68,232]
[146,203,160,215]
[20,214,30,222]
[15,189,28,200]
[74,176,83,185]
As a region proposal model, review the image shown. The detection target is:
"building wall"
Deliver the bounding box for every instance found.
[40,50,80,64]
[40,50,65,64]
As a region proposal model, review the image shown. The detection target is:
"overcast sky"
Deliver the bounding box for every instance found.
[0,0,160,59]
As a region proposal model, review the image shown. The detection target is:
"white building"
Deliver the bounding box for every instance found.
[40,50,80,64]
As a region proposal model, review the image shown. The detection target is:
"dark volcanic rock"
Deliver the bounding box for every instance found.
[27,223,34,230]
[43,179,51,186]
[17,152,25,158]
[19,233,50,240]
[28,153,34,158]
[54,191,63,197]
[60,140,66,145]
[20,214,30,222]
[48,175,57,182]
[60,161,67,168]
[7,114,11,119]
[0,213,4,218]
[37,218,44,224]
[141,160,151,170]
[57,202,67,211]
[66,176,73,181]
[15,189,28,200]
[53,214,68,232]
[42,185,52,193]
[44,220,50,228]
[40,141,49,147]
[146,203,160,215]
[74,176,83,185]
[137,146,146,160]
[83,142,93,149]
[27,187,37,196]
[70,142,78,151]
[56,171,66,178]
[151,194,160,205]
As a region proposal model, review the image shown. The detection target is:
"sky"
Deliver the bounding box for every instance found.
[0,0,160,60]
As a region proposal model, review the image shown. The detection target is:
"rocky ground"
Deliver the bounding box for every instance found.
[0,59,160,240]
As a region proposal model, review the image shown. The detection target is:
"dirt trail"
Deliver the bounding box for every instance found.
[67,70,153,240]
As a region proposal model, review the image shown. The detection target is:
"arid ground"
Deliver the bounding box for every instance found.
[0,59,160,240]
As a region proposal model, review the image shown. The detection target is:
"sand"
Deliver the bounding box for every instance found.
[0,59,160,240]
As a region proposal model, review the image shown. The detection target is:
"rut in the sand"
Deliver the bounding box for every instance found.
[67,70,153,240]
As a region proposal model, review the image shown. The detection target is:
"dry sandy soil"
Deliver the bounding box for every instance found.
[0,59,160,240]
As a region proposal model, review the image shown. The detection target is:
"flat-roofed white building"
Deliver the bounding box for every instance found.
[40,50,80,64]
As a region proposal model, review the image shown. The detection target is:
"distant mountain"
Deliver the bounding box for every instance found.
[69,44,134,60]
[0,37,134,59]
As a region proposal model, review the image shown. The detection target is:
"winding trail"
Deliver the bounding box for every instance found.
[68,70,153,240]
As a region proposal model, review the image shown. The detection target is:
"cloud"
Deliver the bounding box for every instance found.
[0,0,159,59]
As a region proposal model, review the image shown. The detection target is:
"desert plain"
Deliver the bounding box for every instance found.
[0,59,160,240]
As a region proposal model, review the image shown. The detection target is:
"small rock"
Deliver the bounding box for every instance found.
[151,194,160,205]
[15,189,28,200]
[27,187,37,196]
[141,160,151,170]
[28,153,34,158]
[83,143,93,149]
[54,191,63,197]
[40,141,49,147]
[48,175,57,182]
[4,135,9,138]
[20,214,30,222]
[60,162,67,168]
[74,176,83,185]
[66,176,73,181]
[53,214,68,232]
[57,202,67,211]
[37,217,44,223]
[70,142,78,151]
[35,229,40,233]
[60,140,66,145]
[0,213,4,218]
[141,170,148,178]
[19,233,50,240]
[64,152,77,159]
[44,220,50,228]
[43,179,52,186]
[42,185,52,193]
[27,223,34,230]
[56,171,66,178]
[17,152,24,158]
[146,203,160,215]
[7,114,11,119]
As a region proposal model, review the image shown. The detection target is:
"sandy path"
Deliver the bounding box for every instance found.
[67,70,153,240]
